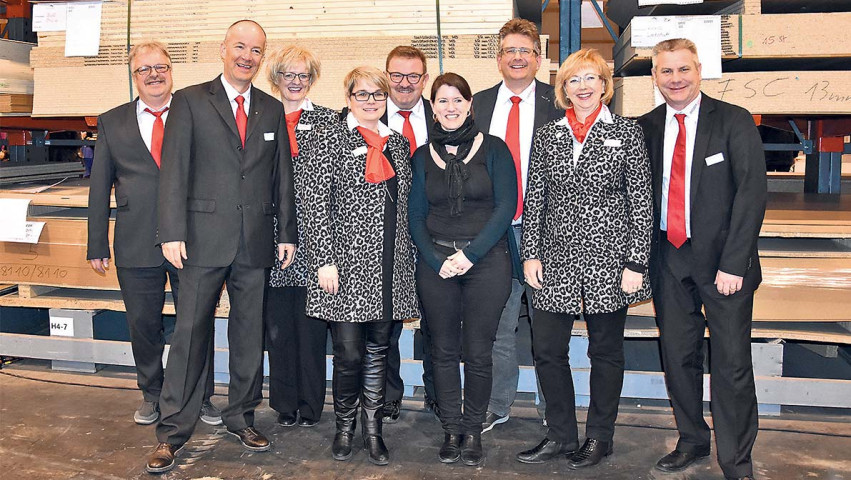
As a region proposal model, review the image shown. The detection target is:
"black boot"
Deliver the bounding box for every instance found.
[460,433,484,466]
[330,324,362,461]
[332,415,356,461]
[362,408,389,465]
[439,433,462,463]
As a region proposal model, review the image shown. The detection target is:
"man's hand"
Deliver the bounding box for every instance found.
[278,243,297,269]
[162,241,187,269]
[715,270,744,296]
[90,258,109,274]
[318,264,339,294]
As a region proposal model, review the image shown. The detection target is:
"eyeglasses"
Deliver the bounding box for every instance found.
[133,64,171,76]
[567,74,602,86]
[278,72,312,82]
[500,47,539,57]
[387,72,424,84]
[350,90,388,102]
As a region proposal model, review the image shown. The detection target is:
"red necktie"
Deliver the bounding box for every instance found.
[285,109,302,157]
[667,113,688,248]
[398,110,417,157]
[235,95,247,148]
[505,95,523,220]
[144,107,168,168]
[356,126,394,183]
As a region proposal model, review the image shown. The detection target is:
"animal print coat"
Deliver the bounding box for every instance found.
[300,121,419,322]
[521,106,653,315]
[269,103,339,288]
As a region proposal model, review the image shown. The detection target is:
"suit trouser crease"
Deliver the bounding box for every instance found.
[654,241,758,478]
[418,244,512,434]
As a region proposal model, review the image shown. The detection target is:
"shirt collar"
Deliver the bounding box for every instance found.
[387,97,424,119]
[220,74,252,104]
[555,103,613,127]
[296,98,314,112]
[136,95,172,116]
[346,111,393,137]
[496,80,536,105]
[665,92,702,124]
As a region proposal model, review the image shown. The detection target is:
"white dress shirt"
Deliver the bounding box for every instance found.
[386,97,429,148]
[220,74,252,117]
[489,80,537,224]
[660,93,701,237]
[136,95,172,153]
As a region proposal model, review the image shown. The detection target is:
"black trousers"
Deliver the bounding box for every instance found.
[417,243,512,435]
[532,306,628,445]
[157,240,266,445]
[116,262,214,403]
[654,240,758,479]
[329,321,395,427]
[386,307,436,403]
[264,285,328,422]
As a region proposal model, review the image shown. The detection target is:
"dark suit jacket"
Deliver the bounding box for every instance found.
[87,99,167,268]
[157,76,297,268]
[471,79,563,141]
[339,97,435,145]
[638,94,767,292]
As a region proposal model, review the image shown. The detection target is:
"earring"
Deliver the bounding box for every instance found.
[466,110,471,117]
[433,113,438,122]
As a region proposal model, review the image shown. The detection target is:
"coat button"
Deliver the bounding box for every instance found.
[236,205,242,210]
[237,145,243,151]
[241,175,246,179]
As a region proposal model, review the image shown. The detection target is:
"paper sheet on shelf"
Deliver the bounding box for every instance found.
[0,198,31,239]
[3,221,47,244]
[65,1,102,57]
[32,3,67,32]
[631,15,722,78]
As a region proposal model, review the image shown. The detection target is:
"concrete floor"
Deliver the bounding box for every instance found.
[1,361,849,480]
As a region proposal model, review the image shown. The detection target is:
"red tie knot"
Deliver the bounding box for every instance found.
[399,110,412,119]
[510,96,522,105]
[144,107,168,118]
[235,95,245,106]
[674,113,686,125]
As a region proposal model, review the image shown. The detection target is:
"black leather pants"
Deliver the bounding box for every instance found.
[329,321,394,433]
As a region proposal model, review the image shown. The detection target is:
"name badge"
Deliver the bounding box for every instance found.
[352,146,368,157]
[705,152,725,166]
[296,123,312,131]
[603,139,622,147]
[264,132,275,141]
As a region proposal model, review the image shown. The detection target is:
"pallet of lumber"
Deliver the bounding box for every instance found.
[0,94,34,113]
[611,70,851,118]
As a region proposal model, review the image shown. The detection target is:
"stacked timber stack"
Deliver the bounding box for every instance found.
[29,0,550,117]
[0,39,34,114]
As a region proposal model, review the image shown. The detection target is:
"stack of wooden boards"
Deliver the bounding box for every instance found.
[0,39,34,114]
[29,0,551,117]
[609,0,851,117]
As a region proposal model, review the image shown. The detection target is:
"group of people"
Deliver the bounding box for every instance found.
[86,16,766,480]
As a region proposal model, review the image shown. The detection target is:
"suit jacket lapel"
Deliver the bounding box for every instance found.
[690,95,714,209]
[648,106,666,212]
[534,80,555,130]
[476,84,499,132]
[127,99,158,167]
[422,98,435,140]
[245,85,264,144]
[208,78,241,141]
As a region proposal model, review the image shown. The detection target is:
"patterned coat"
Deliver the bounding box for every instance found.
[521,106,653,315]
[269,103,339,288]
[300,121,419,322]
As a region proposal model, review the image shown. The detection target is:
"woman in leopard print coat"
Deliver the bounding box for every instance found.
[517,49,653,469]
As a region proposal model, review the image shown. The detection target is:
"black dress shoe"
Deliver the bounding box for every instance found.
[516,437,578,464]
[298,417,318,427]
[726,476,755,480]
[460,433,484,466]
[567,438,613,469]
[226,426,271,452]
[277,412,298,427]
[655,448,710,472]
[332,431,354,461]
[382,400,401,424]
[145,442,183,474]
[438,434,462,463]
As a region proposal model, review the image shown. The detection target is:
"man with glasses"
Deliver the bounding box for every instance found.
[87,41,221,430]
[472,18,563,433]
[147,20,297,473]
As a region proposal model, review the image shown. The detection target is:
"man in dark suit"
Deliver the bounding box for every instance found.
[146,20,297,474]
[87,41,220,428]
[471,18,563,432]
[638,38,766,480]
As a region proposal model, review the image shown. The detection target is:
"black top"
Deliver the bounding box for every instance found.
[380,149,398,321]
[409,134,517,273]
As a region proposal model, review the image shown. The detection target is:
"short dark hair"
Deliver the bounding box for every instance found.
[430,72,473,102]
[498,18,541,55]
[385,46,428,74]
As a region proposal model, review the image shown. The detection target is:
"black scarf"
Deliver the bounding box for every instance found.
[430,116,479,216]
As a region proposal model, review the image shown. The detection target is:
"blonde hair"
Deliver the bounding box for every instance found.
[498,18,541,55]
[265,46,321,94]
[554,48,613,109]
[128,41,171,69]
[343,66,390,99]
[651,38,700,69]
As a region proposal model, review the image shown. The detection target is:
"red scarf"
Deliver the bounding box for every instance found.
[356,126,394,183]
[285,109,303,157]
[565,103,602,143]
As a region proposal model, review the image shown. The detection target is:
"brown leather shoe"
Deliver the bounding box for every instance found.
[227,426,271,452]
[146,442,183,474]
